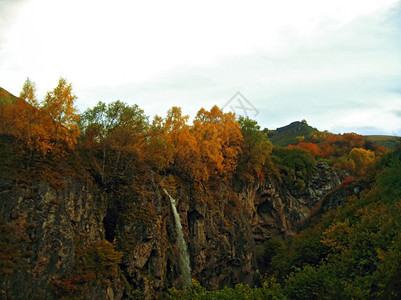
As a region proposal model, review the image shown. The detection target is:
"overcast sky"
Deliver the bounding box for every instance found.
[1,0,401,135]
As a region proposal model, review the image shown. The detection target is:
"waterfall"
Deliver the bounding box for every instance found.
[163,189,192,287]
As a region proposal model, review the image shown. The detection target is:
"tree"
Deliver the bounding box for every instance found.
[162,106,199,176]
[236,117,272,183]
[42,77,80,148]
[19,78,38,107]
[323,132,365,157]
[80,100,149,183]
[349,148,375,178]
[192,106,243,181]
[17,78,42,152]
[290,142,322,158]
[0,80,54,156]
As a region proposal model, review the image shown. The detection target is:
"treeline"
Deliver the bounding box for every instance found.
[0,78,275,190]
[0,77,388,188]
[289,130,387,179]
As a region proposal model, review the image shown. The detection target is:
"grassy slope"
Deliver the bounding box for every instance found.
[364,135,400,150]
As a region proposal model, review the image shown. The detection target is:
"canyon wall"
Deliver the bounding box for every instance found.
[0,162,345,299]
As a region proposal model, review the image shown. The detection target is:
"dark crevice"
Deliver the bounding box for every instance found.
[103,207,117,243]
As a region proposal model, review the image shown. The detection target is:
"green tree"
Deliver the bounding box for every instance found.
[80,100,149,183]
[236,117,272,183]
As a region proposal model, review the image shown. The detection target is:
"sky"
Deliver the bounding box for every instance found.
[1,0,401,135]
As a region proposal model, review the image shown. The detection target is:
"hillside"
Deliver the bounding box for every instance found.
[0,87,18,105]
[0,115,345,298]
[267,121,318,147]
[171,147,401,299]
[364,135,400,150]
[268,121,400,152]
[1,81,401,299]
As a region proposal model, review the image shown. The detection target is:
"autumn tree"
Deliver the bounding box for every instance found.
[319,143,335,158]
[289,142,322,158]
[342,133,365,150]
[323,132,365,157]
[161,106,199,176]
[42,77,80,148]
[349,148,376,178]
[191,106,243,182]
[0,79,38,139]
[19,78,38,107]
[16,79,43,152]
[0,79,54,155]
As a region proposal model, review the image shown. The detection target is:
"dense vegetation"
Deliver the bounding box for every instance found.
[1,78,400,298]
[169,147,401,299]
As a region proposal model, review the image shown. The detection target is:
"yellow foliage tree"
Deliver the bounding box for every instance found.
[192,106,243,181]
[349,148,376,178]
[42,77,80,149]
[163,107,199,176]
[19,78,38,107]
[0,79,56,155]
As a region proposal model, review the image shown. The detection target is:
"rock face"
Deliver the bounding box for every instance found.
[242,162,343,242]
[118,184,256,298]
[0,177,114,299]
[0,162,345,298]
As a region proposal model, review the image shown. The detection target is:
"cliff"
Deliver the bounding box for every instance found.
[0,176,119,299]
[0,161,345,299]
[242,162,344,242]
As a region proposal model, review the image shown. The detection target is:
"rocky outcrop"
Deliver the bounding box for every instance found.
[242,162,344,242]
[0,176,115,299]
[0,162,345,298]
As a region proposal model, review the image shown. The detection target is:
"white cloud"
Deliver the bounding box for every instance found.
[0,0,400,134]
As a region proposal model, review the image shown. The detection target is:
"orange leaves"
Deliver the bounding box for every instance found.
[164,106,198,169]
[19,78,38,107]
[342,133,365,149]
[341,176,355,185]
[42,78,80,149]
[80,103,244,184]
[0,78,80,156]
[349,148,376,178]
[289,142,321,158]
[0,97,52,154]
[154,106,243,183]
[192,106,243,181]
[322,132,365,157]
[319,144,335,158]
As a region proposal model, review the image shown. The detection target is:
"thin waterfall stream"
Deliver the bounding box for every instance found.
[163,189,192,287]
